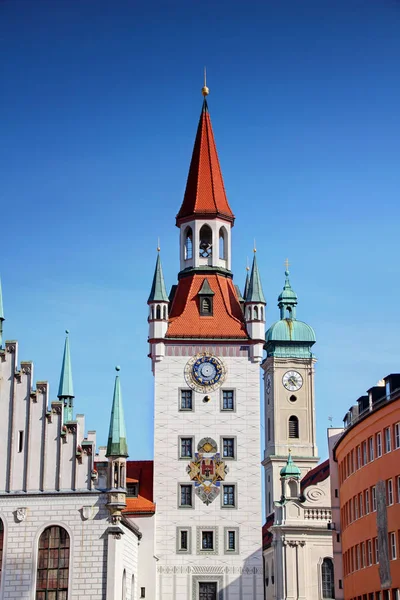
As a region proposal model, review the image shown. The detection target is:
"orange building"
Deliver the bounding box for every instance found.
[334,374,400,600]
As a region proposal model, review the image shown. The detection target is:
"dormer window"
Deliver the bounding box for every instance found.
[198,278,214,317]
[127,481,139,497]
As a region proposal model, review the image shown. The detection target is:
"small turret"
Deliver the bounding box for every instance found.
[280,451,301,500]
[244,252,266,361]
[0,277,4,348]
[148,251,169,363]
[106,366,128,523]
[57,330,74,422]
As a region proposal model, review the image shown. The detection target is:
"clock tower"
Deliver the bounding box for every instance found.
[262,268,319,514]
[148,88,264,600]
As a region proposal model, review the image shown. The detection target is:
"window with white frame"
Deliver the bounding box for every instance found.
[354,496,359,519]
[397,476,400,503]
[390,532,397,560]
[362,441,367,465]
[359,493,363,517]
[375,538,379,563]
[321,557,335,598]
[367,539,372,566]
[376,432,382,457]
[387,479,394,505]
[372,486,376,511]
[385,427,391,453]
[365,489,370,514]
[357,446,361,469]
[369,436,374,461]
[395,423,400,450]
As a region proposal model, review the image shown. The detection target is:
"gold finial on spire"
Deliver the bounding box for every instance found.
[202,66,209,97]
[246,257,250,272]
[253,239,257,253]
[157,237,160,252]
[284,258,290,271]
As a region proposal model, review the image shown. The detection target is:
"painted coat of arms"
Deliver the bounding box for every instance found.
[187,437,228,505]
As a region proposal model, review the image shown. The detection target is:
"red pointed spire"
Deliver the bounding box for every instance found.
[176,100,235,227]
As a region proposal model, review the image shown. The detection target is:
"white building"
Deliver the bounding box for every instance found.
[148,89,264,599]
[0,314,152,599]
[262,273,335,600]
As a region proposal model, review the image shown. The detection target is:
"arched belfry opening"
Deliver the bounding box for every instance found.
[199,224,212,258]
[184,226,193,260]
[219,226,227,260]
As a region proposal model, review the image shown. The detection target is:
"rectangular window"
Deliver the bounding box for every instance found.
[180,485,193,507]
[397,476,400,503]
[18,431,24,453]
[385,427,391,453]
[180,389,192,410]
[376,432,382,458]
[387,479,394,505]
[367,539,372,566]
[355,496,359,520]
[356,545,360,570]
[140,588,145,598]
[359,493,363,518]
[390,532,397,560]
[180,530,188,551]
[372,486,377,511]
[222,390,234,410]
[180,437,193,458]
[375,537,379,563]
[201,531,214,550]
[351,449,355,473]
[395,423,400,450]
[365,489,370,514]
[357,446,361,469]
[362,441,367,465]
[223,438,235,459]
[361,542,366,568]
[223,484,236,507]
[369,436,374,461]
[227,530,236,551]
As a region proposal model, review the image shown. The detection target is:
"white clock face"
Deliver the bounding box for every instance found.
[282,370,303,392]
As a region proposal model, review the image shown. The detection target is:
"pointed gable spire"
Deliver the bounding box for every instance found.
[106,366,128,457]
[176,97,234,226]
[246,253,266,304]
[58,330,74,398]
[243,265,250,301]
[148,253,169,303]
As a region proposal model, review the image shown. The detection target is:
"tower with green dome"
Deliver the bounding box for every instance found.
[262,266,319,516]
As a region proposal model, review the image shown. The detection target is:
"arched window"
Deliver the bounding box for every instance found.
[247,307,252,320]
[288,415,299,439]
[260,306,264,321]
[163,305,167,320]
[122,569,127,600]
[0,518,4,585]
[36,526,70,600]
[184,227,193,260]
[219,227,227,259]
[199,225,212,258]
[267,418,271,441]
[131,574,135,600]
[288,479,298,498]
[321,558,335,598]
[254,306,259,320]
[286,306,292,319]
[156,305,161,319]
[150,306,154,320]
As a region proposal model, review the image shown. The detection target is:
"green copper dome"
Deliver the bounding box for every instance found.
[265,267,316,359]
[280,453,301,478]
[266,319,316,343]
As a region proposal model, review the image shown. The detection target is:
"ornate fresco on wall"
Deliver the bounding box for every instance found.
[186,437,228,505]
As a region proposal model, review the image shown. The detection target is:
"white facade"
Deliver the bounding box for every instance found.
[152,343,264,599]
[0,340,141,600]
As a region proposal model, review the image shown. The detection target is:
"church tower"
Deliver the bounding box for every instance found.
[149,85,264,600]
[262,267,319,515]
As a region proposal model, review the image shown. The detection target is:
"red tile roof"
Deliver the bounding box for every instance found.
[166,274,248,339]
[176,100,234,226]
[123,460,155,516]
[262,512,275,550]
[300,459,330,492]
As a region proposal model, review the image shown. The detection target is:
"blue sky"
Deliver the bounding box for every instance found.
[1,0,399,464]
